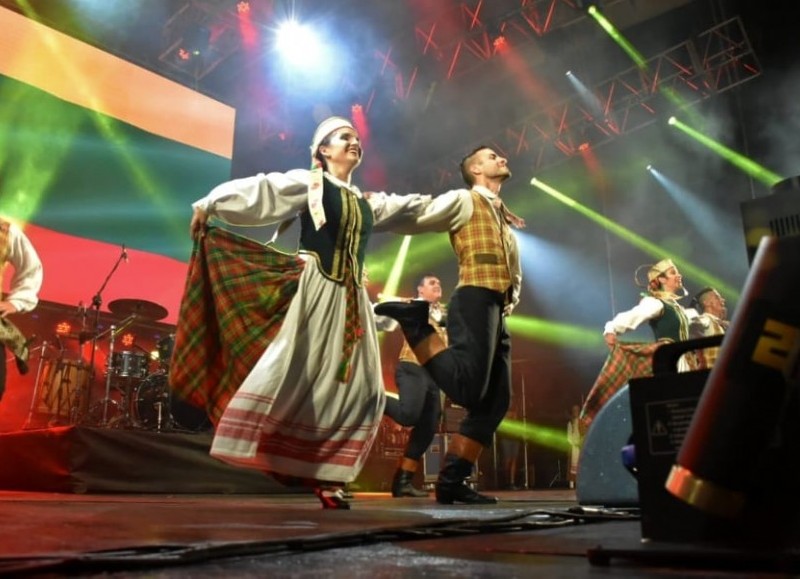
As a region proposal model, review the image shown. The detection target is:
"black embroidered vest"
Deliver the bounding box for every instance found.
[299,178,372,285]
[649,299,690,342]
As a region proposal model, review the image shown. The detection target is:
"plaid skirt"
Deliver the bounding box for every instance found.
[579,341,661,433]
[170,227,385,483]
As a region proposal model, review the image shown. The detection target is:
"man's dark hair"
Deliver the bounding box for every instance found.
[416,273,439,289]
[691,286,716,312]
[459,145,490,186]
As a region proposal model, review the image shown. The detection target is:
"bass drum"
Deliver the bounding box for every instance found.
[132,373,212,432]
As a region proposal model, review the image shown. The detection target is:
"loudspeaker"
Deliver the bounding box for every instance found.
[575,384,638,507]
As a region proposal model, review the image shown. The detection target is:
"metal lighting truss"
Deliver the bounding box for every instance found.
[415,16,761,188]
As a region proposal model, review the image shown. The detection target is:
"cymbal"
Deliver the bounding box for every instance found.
[108,298,168,321]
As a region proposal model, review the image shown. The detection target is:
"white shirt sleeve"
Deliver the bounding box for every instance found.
[5,224,43,313]
[193,169,310,227]
[603,296,664,336]
[505,231,522,316]
[370,189,472,234]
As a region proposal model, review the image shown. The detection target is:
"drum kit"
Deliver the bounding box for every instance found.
[25,298,209,433]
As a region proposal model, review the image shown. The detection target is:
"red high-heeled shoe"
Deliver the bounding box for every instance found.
[314,487,351,510]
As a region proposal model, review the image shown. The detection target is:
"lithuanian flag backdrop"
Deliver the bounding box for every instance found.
[0,7,235,324]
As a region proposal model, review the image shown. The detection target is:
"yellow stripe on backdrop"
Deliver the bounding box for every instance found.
[0,5,234,159]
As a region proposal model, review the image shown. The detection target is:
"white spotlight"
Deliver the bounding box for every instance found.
[275,20,324,68]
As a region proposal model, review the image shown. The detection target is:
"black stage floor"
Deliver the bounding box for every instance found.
[2,490,798,578]
[0,426,797,577]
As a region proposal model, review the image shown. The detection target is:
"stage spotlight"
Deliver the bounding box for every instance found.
[486,22,507,52]
[646,164,653,171]
[55,321,72,336]
[576,0,601,10]
[492,34,508,51]
[182,25,210,57]
[275,20,324,68]
[668,116,677,125]
[566,70,573,76]
[237,1,250,14]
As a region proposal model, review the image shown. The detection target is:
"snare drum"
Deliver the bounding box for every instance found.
[109,351,149,379]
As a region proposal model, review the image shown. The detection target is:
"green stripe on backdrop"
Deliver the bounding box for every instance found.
[0,73,231,262]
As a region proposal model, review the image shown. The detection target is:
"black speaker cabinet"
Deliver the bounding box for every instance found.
[630,343,800,546]
[628,368,732,542]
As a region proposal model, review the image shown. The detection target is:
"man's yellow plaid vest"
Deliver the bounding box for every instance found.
[449,190,514,305]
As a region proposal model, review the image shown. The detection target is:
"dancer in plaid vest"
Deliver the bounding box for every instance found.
[376,145,525,504]
[689,287,729,369]
[384,273,448,498]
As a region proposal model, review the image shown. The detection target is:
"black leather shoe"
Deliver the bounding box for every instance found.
[435,482,498,505]
[374,301,433,346]
[374,300,429,324]
[393,481,430,498]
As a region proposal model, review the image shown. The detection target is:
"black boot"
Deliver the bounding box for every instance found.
[392,468,429,498]
[15,355,29,375]
[374,301,435,347]
[435,454,498,505]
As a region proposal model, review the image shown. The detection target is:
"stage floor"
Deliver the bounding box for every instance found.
[0,489,794,578]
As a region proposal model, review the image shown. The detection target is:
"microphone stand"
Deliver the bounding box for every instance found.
[84,246,127,425]
[521,373,530,490]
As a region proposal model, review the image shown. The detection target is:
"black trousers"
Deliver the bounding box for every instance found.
[384,361,441,461]
[423,285,511,447]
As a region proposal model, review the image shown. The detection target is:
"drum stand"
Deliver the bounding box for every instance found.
[152,388,171,432]
[22,340,55,430]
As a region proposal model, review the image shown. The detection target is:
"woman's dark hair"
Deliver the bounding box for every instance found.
[313,134,334,171]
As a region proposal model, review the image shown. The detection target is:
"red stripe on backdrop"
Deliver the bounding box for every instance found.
[24,224,188,325]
